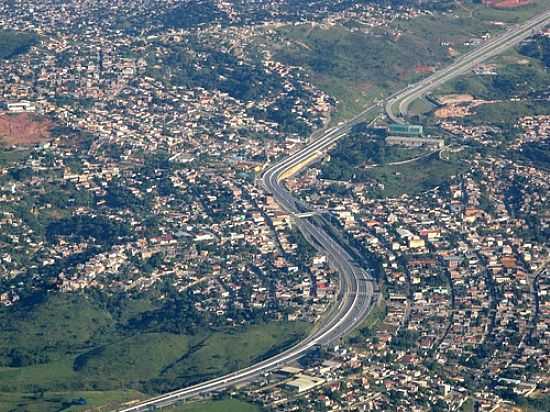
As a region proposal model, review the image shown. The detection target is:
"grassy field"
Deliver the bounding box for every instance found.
[0,293,309,411]
[160,322,309,387]
[383,146,430,164]
[0,389,146,412]
[165,398,264,412]
[461,397,475,412]
[74,333,191,384]
[270,23,448,123]
[314,75,383,123]
[408,97,438,117]
[358,299,387,332]
[366,152,469,198]
[399,1,550,53]
[320,131,431,182]
[347,299,387,345]
[467,100,550,128]
[396,11,492,57]
[0,294,114,368]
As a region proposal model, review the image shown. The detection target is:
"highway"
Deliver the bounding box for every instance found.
[386,9,550,122]
[116,10,549,412]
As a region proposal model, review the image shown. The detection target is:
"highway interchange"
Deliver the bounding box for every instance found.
[117,10,549,412]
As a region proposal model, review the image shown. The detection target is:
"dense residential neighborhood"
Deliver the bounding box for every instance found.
[0,1,548,412]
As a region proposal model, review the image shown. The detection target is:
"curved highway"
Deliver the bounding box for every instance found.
[117,9,549,412]
[386,9,550,123]
[116,113,379,412]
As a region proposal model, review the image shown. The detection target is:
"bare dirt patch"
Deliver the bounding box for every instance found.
[435,105,472,118]
[516,58,531,65]
[448,47,460,58]
[434,99,494,119]
[0,113,53,145]
[483,0,532,9]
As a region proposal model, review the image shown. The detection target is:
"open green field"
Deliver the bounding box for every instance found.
[408,97,438,117]
[320,131,432,183]
[166,398,264,412]
[73,333,192,384]
[0,293,309,411]
[461,397,475,412]
[396,12,492,57]
[159,321,309,388]
[322,143,431,181]
[466,100,550,128]
[398,1,550,56]
[347,299,387,345]
[366,152,469,198]
[270,22,453,123]
[0,389,146,412]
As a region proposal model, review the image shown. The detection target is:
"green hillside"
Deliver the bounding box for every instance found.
[0,31,38,59]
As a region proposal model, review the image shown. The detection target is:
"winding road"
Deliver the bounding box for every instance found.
[385,9,550,122]
[116,9,549,412]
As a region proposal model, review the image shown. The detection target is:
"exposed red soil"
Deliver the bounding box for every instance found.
[415,65,435,74]
[0,113,53,146]
[482,0,532,9]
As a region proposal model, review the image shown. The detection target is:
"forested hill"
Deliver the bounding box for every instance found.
[0,31,38,59]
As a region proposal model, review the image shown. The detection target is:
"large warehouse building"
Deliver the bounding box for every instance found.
[388,123,424,137]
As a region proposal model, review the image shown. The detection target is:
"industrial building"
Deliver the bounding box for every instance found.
[283,374,325,393]
[388,123,424,137]
[386,136,444,149]
[4,100,36,113]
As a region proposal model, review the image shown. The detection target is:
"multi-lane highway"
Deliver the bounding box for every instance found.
[386,9,550,123]
[117,10,549,412]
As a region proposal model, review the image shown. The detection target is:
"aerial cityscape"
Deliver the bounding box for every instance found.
[0,1,548,411]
